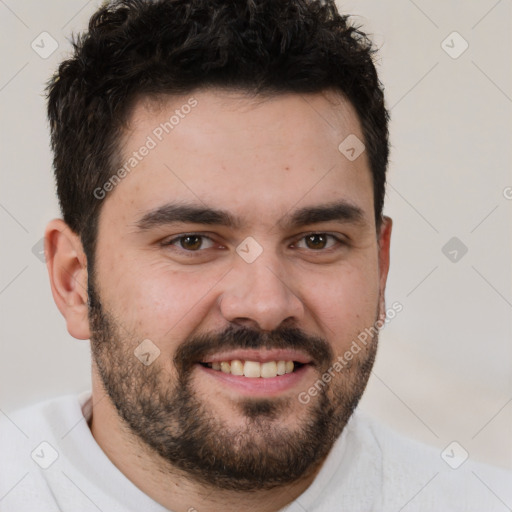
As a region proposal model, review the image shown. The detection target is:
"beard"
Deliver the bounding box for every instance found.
[88,276,380,491]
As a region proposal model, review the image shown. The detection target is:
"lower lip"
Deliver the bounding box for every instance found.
[196,363,312,397]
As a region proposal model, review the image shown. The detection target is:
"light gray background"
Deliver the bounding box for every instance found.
[1,0,511,470]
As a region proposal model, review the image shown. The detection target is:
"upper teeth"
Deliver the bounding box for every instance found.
[208,360,295,378]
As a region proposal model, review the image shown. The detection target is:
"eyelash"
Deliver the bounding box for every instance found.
[162,232,346,256]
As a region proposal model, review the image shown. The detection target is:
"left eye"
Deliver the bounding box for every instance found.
[166,234,216,251]
[294,233,341,251]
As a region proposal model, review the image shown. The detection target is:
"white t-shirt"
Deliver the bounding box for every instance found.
[1,391,510,511]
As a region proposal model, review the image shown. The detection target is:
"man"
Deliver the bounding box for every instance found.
[1,0,510,510]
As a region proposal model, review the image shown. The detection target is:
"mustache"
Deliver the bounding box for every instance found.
[174,324,334,375]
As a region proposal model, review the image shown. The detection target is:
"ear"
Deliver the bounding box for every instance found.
[377,215,392,318]
[44,219,91,340]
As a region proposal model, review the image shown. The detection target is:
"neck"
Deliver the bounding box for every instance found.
[89,386,325,512]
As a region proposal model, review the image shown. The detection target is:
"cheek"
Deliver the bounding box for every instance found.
[104,259,224,339]
[303,259,380,348]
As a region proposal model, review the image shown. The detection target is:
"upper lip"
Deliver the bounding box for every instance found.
[200,349,312,365]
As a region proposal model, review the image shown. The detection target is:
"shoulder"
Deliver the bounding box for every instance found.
[0,392,91,509]
[1,392,90,447]
[352,410,512,511]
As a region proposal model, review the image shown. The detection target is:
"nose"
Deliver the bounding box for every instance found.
[218,251,305,332]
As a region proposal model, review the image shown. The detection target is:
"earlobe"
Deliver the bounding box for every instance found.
[44,219,91,340]
[377,216,392,315]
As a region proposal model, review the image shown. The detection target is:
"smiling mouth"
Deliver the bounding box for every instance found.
[199,360,306,378]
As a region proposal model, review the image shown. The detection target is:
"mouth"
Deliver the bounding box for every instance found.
[199,359,306,378]
[196,349,313,396]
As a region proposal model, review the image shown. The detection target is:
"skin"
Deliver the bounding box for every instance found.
[45,88,392,512]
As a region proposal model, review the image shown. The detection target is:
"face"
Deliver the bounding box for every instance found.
[88,89,391,490]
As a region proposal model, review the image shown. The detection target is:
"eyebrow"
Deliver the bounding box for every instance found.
[135,200,367,232]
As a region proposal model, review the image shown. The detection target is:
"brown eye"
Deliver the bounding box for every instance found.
[179,235,203,250]
[305,234,328,250]
[295,233,341,251]
[165,234,216,252]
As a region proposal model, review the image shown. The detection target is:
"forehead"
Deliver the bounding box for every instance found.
[102,88,374,231]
